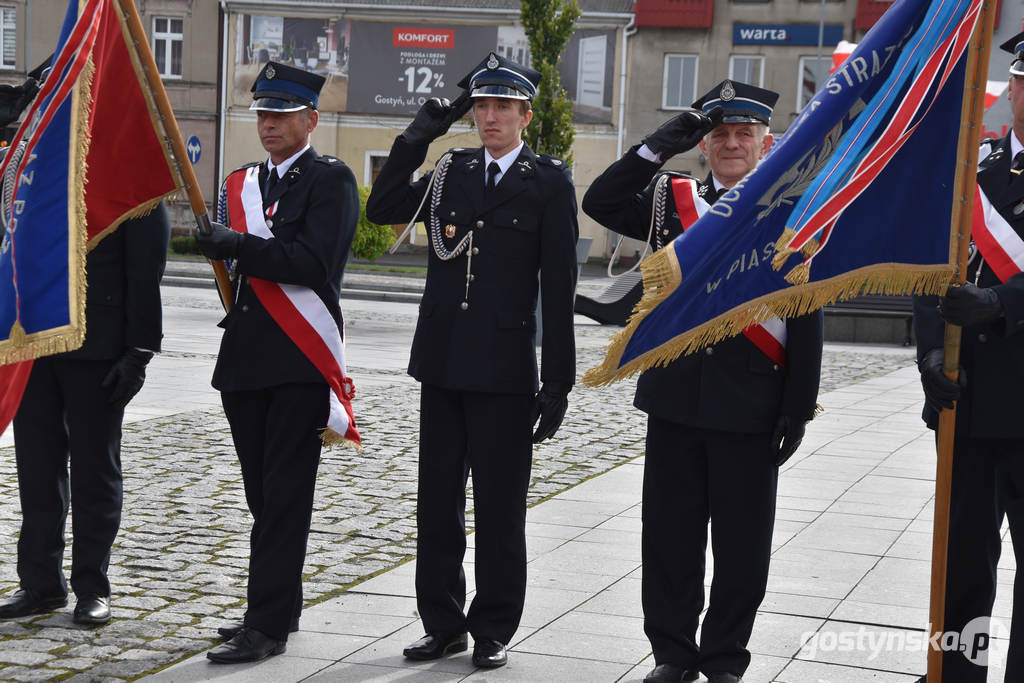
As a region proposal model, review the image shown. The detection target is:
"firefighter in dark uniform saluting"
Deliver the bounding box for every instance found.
[194,62,359,664]
[582,81,824,683]
[366,52,578,669]
[913,33,1024,683]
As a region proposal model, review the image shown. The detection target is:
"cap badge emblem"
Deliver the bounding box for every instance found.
[265,64,276,79]
[487,53,499,70]
[720,80,735,102]
[445,224,457,238]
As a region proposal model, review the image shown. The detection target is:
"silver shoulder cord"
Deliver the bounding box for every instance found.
[605,173,668,278]
[387,151,476,303]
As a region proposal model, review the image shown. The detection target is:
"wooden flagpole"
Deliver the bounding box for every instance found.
[926,1,994,679]
[115,0,233,312]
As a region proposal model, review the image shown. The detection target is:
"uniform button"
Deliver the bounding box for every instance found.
[472,247,479,255]
[450,210,456,217]
[513,218,519,225]
[662,229,669,236]
[266,219,273,228]
[773,364,779,371]
[466,274,475,281]
[476,220,485,228]
[978,333,988,342]
[460,301,469,310]
[704,347,713,356]
[241,305,249,312]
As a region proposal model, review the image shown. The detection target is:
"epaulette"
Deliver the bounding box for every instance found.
[537,153,567,169]
[978,137,998,165]
[315,154,344,165]
[226,160,260,176]
[448,147,476,155]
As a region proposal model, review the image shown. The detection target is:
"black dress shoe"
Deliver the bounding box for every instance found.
[73,596,111,625]
[0,589,68,619]
[708,673,742,683]
[207,627,285,664]
[644,664,700,682]
[217,618,299,640]
[472,638,507,668]
[403,632,468,660]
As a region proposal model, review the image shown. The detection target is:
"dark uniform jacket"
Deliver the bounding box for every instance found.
[366,136,578,396]
[62,205,170,360]
[582,144,823,433]
[213,147,358,392]
[915,132,1024,437]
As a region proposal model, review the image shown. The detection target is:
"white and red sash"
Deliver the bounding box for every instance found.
[670,177,788,366]
[971,183,1024,284]
[224,166,360,447]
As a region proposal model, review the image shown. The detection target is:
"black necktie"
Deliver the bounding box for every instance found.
[266,167,280,196]
[486,161,500,193]
[1012,151,1024,177]
[715,186,727,201]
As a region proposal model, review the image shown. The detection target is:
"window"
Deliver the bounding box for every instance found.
[0,8,15,70]
[797,56,830,111]
[729,55,764,87]
[662,54,699,110]
[152,16,183,78]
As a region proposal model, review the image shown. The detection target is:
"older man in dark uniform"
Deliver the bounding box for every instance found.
[196,62,359,664]
[913,34,1024,682]
[582,81,823,683]
[0,203,169,626]
[366,52,578,669]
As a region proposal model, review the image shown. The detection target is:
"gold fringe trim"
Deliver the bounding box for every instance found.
[320,427,363,451]
[785,263,810,285]
[8,321,25,347]
[87,189,181,251]
[0,325,86,365]
[582,262,955,387]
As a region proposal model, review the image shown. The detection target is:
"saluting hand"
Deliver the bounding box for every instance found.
[642,106,723,160]
[530,382,570,443]
[402,91,473,146]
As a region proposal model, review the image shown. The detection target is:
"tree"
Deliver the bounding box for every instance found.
[520,0,581,164]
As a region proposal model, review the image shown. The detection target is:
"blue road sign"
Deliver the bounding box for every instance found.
[186,135,202,164]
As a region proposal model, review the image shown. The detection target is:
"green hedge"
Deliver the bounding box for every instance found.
[353,185,395,262]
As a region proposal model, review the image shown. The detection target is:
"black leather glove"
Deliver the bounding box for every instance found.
[642,107,723,160]
[938,283,1002,327]
[195,222,241,261]
[401,92,473,146]
[530,382,570,443]
[771,416,806,467]
[0,77,39,128]
[101,349,154,409]
[919,348,966,412]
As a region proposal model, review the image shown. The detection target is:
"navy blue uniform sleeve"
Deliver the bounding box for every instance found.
[365,136,433,226]
[540,165,580,387]
[581,144,662,243]
[781,309,824,421]
[913,293,944,361]
[234,162,358,288]
[122,203,170,352]
[993,272,1024,336]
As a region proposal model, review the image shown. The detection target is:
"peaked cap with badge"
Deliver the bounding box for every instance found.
[1001,31,1024,77]
[456,51,541,101]
[250,61,326,112]
[693,79,779,126]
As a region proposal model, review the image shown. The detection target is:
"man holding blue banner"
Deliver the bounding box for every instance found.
[583,81,823,683]
[913,32,1024,682]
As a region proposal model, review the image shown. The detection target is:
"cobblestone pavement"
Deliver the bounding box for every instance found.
[0,293,916,682]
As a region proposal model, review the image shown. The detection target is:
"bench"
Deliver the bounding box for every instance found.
[574,272,644,326]
[824,294,914,346]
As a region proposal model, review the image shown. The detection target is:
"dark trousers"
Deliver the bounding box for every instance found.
[642,416,778,677]
[12,356,124,599]
[415,383,533,644]
[940,433,1024,681]
[222,382,326,642]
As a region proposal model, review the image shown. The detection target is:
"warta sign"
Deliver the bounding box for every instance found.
[733,23,843,46]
